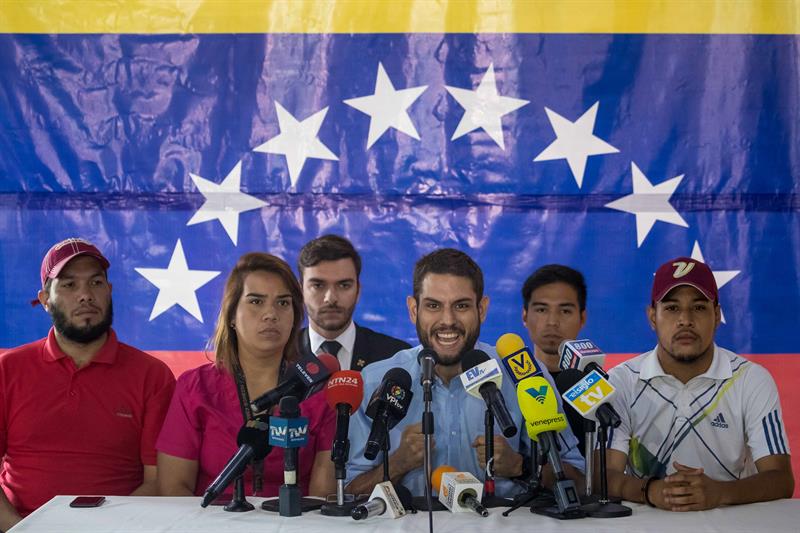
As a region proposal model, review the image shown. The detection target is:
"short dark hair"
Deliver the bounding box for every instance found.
[413,248,484,302]
[297,234,361,281]
[521,264,587,311]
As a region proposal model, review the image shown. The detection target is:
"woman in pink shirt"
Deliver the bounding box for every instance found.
[156,253,336,499]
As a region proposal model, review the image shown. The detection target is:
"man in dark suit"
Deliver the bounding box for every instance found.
[297,235,410,371]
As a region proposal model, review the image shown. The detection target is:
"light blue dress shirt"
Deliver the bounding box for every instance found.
[346,341,584,498]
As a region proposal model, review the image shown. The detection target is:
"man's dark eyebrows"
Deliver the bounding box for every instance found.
[421,296,443,304]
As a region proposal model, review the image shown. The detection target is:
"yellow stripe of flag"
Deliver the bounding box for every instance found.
[1,0,798,34]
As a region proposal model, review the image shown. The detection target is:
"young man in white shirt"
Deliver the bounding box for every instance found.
[606,256,794,510]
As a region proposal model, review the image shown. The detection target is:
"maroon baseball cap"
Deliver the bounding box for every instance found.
[651,257,718,303]
[39,238,110,287]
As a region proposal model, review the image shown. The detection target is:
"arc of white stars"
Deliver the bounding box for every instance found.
[253,102,338,187]
[343,62,428,149]
[605,162,688,248]
[445,63,529,150]
[187,162,267,245]
[534,102,619,188]
[134,240,221,323]
[691,241,741,324]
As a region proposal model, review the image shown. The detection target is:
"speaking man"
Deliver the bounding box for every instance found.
[346,248,584,497]
[606,257,794,510]
[297,234,410,370]
[0,238,176,529]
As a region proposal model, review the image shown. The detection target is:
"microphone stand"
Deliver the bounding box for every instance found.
[223,475,254,512]
[320,456,358,516]
[481,409,512,508]
[422,374,434,533]
[580,412,631,518]
[503,437,551,515]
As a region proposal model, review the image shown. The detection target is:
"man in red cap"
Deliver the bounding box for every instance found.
[0,238,175,529]
[605,257,794,511]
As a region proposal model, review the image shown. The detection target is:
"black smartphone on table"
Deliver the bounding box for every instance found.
[69,496,106,508]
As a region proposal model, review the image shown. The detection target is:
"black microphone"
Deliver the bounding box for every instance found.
[364,368,414,461]
[269,396,309,517]
[460,349,517,438]
[250,352,340,413]
[201,420,272,507]
[418,347,439,392]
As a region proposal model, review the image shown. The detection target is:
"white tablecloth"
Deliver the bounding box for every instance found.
[10,496,800,533]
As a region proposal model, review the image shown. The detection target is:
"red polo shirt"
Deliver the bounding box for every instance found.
[0,328,175,516]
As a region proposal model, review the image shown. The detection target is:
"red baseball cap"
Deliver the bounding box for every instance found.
[39,238,110,287]
[651,257,718,303]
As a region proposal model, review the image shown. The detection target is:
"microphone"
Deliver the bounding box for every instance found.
[201,419,272,507]
[431,465,456,495]
[517,375,581,513]
[250,352,340,413]
[459,349,517,438]
[560,368,621,429]
[325,370,364,466]
[351,481,409,520]
[364,368,414,461]
[435,467,489,517]
[268,396,309,517]
[418,347,439,392]
[495,333,543,386]
[558,339,606,374]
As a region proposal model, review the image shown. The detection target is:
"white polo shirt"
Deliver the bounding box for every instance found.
[608,344,790,481]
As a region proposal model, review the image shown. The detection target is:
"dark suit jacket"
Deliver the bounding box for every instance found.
[299,323,411,371]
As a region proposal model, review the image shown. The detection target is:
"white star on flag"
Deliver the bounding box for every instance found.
[605,163,688,248]
[135,240,221,323]
[445,63,529,149]
[691,241,741,324]
[534,102,619,188]
[253,102,338,187]
[344,62,428,149]
[187,162,267,245]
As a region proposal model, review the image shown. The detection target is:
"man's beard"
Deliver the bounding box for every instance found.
[415,319,481,367]
[50,302,113,344]
[312,305,354,333]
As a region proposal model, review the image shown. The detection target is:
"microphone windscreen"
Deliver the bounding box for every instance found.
[317,352,342,374]
[417,347,440,365]
[278,395,300,417]
[496,333,525,358]
[431,465,456,493]
[236,424,271,459]
[554,368,585,392]
[461,349,490,371]
[382,367,413,391]
[326,370,364,411]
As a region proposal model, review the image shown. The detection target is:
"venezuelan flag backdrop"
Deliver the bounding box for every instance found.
[1,1,798,494]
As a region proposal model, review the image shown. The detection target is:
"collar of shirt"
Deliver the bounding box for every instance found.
[42,326,119,365]
[309,320,356,368]
[639,343,730,382]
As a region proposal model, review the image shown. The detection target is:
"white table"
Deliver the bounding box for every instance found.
[10,496,800,532]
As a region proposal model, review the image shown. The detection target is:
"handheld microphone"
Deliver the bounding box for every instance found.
[250,352,340,413]
[495,333,543,386]
[517,376,581,513]
[268,396,309,517]
[325,370,364,466]
[459,349,517,438]
[201,419,272,507]
[364,368,414,461]
[558,339,606,375]
[436,468,489,517]
[351,481,408,520]
[418,347,439,392]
